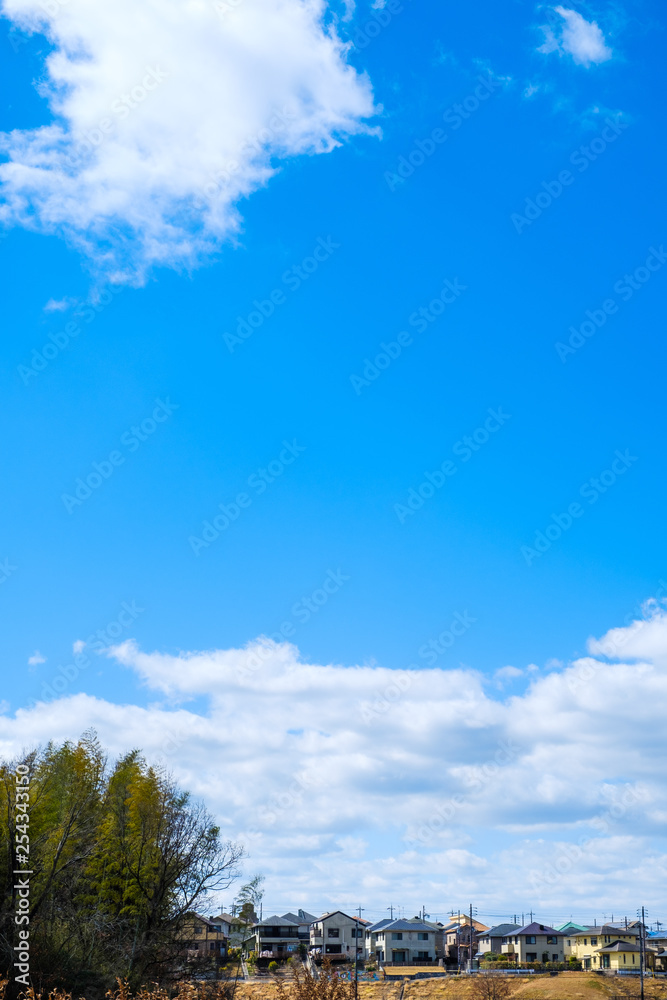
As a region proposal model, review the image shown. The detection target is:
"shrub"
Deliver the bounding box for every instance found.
[269,961,279,973]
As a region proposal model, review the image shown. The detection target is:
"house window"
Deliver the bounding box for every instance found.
[194,927,201,935]
[552,955,559,963]
[591,938,598,946]
[418,933,429,941]
[633,955,636,964]
[567,940,571,947]
[525,936,536,944]
[526,953,537,962]
[210,943,215,951]
[583,939,587,946]
[417,951,430,960]
[328,929,340,938]
[326,945,342,954]
[351,929,363,938]
[623,955,627,964]
[391,933,403,940]
[547,936,557,945]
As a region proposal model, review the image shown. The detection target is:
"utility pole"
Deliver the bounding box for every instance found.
[388,905,394,919]
[638,906,646,1000]
[355,906,364,1000]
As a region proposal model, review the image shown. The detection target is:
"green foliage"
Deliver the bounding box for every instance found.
[0,732,244,997]
[268,961,279,973]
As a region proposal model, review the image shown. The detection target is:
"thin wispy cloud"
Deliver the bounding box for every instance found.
[539,6,613,66]
[0,0,376,284]
[27,650,46,665]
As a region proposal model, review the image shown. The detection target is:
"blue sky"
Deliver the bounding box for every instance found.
[1,0,666,918]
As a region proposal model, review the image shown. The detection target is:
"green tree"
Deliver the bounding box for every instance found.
[0,734,243,997]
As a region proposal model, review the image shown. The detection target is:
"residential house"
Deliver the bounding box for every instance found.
[564,925,639,969]
[594,940,643,971]
[282,910,317,945]
[244,915,302,959]
[368,919,437,965]
[365,919,393,963]
[556,922,589,934]
[477,924,521,957]
[501,922,566,964]
[443,918,489,966]
[406,917,446,962]
[181,913,229,959]
[310,911,368,963]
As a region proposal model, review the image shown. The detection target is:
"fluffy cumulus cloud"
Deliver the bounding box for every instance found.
[539,6,612,67]
[2,605,667,917]
[0,0,375,283]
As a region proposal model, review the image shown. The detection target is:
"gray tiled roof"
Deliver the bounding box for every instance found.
[482,924,521,938]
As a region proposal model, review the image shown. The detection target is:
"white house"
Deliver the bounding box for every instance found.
[366,919,436,964]
[310,911,367,962]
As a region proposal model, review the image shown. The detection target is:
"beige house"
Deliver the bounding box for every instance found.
[501,922,565,963]
[180,912,229,958]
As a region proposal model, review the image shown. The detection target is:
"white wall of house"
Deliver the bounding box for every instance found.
[310,912,366,960]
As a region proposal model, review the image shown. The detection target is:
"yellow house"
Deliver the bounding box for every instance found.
[595,940,643,970]
[564,926,639,970]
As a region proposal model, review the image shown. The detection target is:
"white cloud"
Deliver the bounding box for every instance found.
[43,296,75,312]
[539,7,612,67]
[72,639,86,654]
[2,606,667,914]
[27,650,46,665]
[0,0,376,284]
[493,664,523,687]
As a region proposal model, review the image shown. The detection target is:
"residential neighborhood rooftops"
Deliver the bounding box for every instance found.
[254,915,298,927]
[573,924,637,937]
[282,910,317,924]
[368,919,393,932]
[481,923,521,937]
[596,941,642,953]
[379,919,434,932]
[511,922,564,936]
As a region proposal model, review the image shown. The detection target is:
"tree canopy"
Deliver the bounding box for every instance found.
[0,732,244,997]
